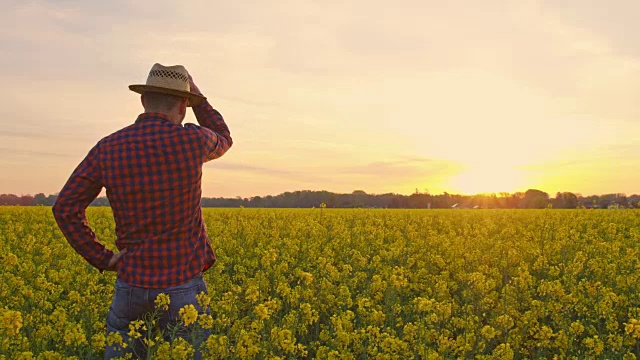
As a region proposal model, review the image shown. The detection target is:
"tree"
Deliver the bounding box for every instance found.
[553,192,578,209]
[519,189,549,209]
[33,193,48,205]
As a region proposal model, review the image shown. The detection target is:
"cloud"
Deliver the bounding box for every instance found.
[342,157,460,178]
[214,162,299,177]
[210,162,333,184]
[542,0,640,58]
[0,147,71,158]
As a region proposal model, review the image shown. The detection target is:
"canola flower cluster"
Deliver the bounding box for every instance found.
[3,207,640,358]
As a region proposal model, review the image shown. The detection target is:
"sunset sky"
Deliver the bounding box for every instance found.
[2,0,640,198]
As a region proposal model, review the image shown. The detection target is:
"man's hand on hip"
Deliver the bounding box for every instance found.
[105,249,127,272]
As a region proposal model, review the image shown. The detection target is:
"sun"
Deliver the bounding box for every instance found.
[447,163,527,195]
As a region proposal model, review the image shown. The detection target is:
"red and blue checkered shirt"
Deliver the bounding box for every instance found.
[53,100,232,288]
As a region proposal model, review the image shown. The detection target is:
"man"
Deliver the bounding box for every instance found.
[52,63,232,359]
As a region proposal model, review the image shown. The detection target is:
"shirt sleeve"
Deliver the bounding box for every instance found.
[52,143,114,271]
[191,99,233,162]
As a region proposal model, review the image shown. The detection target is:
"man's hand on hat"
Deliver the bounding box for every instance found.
[188,74,202,96]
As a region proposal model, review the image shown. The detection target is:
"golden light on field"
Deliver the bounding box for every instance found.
[6,207,640,356]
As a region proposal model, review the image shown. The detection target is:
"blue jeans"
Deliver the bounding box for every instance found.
[105,273,211,359]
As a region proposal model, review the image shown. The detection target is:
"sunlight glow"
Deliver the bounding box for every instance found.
[447,164,528,195]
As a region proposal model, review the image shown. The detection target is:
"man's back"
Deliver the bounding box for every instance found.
[102,114,205,247]
[103,108,230,287]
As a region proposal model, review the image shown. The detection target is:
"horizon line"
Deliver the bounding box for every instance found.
[1,188,636,199]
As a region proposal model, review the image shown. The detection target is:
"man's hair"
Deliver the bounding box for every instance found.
[143,92,185,112]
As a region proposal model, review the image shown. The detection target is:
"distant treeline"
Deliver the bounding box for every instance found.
[1,189,638,209]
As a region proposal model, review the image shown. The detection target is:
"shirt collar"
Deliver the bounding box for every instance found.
[135,112,174,125]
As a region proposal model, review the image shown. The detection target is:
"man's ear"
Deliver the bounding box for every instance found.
[180,98,188,115]
[141,94,146,108]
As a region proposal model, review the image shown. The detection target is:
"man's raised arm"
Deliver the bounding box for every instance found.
[189,75,232,163]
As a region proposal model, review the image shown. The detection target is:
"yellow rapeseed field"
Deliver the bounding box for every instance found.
[2,206,640,359]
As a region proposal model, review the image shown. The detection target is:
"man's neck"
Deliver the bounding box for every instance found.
[144,109,182,125]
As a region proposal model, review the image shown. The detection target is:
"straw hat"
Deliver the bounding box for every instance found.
[129,63,206,106]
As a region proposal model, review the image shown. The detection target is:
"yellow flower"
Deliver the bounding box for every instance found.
[196,292,211,310]
[532,325,554,347]
[298,271,314,285]
[0,309,22,336]
[255,303,271,321]
[91,333,105,350]
[6,253,18,266]
[625,319,640,339]
[300,303,319,325]
[16,352,34,360]
[155,342,172,360]
[49,307,67,328]
[481,325,498,340]
[583,336,604,356]
[63,322,87,346]
[495,315,514,330]
[414,297,434,312]
[270,327,296,353]
[68,291,81,304]
[106,331,127,349]
[492,343,514,360]
[171,337,194,359]
[179,304,198,327]
[236,330,260,358]
[32,351,65,359]
[154,293,170,311]
[126,319,146,340]
[198,314,214,329]
[143,337,155,348]
[203,335,229,359]
[245,284,260,303]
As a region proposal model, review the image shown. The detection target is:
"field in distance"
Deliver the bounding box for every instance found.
[2,207,640,359]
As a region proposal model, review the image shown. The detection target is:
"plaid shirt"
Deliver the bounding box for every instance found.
[53,100,232,288]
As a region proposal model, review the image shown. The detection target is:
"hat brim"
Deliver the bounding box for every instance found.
[129,84,207,107]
